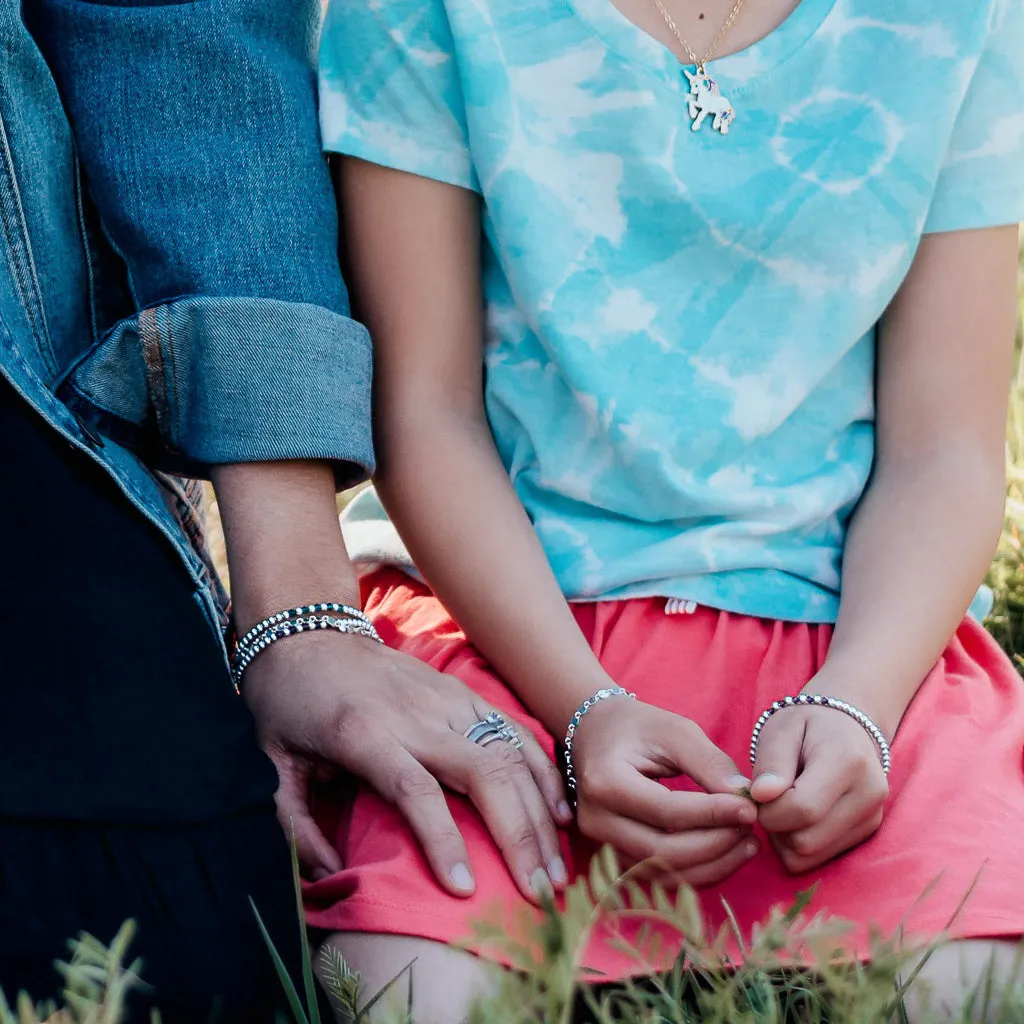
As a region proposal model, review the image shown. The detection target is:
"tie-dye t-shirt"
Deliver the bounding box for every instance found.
[319,0,1024,622]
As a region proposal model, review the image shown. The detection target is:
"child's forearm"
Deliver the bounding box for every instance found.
[376,405,616,737]
[816,446,1005,738]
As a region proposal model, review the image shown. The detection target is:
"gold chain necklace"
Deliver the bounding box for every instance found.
[651,0,748,134]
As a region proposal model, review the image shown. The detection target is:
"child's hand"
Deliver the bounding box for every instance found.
[750,700,890,874]
[570,699,759,887]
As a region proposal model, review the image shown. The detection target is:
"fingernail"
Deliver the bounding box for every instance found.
[745,840,760,858]
[738,803,758,825]
[530,867,553,897]
[557,801,573,820]
[449,862,474,892]
[311,867,331,883]
[547,856,568,885]
[729,775,752,790]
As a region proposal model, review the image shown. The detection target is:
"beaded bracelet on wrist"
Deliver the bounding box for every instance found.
[231,611,383,691]
[749,694,891,776]
[235,602,372,650]
[562,686,637,807]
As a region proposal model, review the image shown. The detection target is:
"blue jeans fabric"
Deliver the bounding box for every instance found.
[4,0,373,644]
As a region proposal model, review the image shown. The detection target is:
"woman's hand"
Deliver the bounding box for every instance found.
[570,698,759,887]
[242,631,572,903]
[750,699,890,874]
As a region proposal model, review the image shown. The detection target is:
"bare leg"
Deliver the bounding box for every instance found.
[316,932,500,1024]
[900,939,1024,1022]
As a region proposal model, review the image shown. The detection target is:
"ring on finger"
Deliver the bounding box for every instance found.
[463,710,524,750]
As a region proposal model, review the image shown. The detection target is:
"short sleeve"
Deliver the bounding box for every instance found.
[924,0,1024,233]
[319,0,480,193]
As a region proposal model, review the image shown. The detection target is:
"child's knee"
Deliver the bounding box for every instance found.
[901,939,1023,1023]
[315,932,498,1024]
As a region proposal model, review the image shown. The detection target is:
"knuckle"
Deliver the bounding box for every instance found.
[392,768,441,803]
[331,704,370,740]
[505,824,539,857]
[780,847,807,874]
[788,831,820,858]
[865,774,890,804]
[789,796,826,828]
[678,718,713,747]
[473,746,529,784]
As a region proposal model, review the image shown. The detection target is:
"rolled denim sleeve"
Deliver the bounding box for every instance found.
[30,0,373,485]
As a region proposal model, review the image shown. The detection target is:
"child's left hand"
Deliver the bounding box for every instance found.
[748,698,890,874]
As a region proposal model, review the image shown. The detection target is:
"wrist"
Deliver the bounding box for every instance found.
[534,672,624,739]
[230,564,362,635]
[800,662,916,739]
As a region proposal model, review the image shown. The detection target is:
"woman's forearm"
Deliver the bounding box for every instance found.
[211,461,361,633]
[817,446,1005,737]
[377,406,615,737]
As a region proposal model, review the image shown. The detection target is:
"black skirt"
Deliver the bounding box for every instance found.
[0,375,308,1021]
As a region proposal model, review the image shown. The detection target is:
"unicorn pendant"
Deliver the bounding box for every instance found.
[683,64,735,135]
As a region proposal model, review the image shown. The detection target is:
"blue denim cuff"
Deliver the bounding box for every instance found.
[59,295,374,487]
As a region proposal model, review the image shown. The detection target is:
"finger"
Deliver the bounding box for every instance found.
[652,718,752,796]
[776,807,885,875]
[580,807,750,874]
[272,754,344,880]
[777,784,887,864]
[757,749,856,833]
[361,741,476,898]
[506,746,568,888]
[749,711,807,804]
[516,728,573,825]
[594,765,756,832]
[431,736,550,903]
[661,834,761,889]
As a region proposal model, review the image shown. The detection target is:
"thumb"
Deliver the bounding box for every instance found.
[662,718,752,796]
[749,710,804,804]
[273,756,344,881]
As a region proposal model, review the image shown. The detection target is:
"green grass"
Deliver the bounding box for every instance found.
[24,847,1024,1024]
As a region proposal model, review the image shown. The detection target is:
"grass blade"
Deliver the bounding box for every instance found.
[250,896,310,1024]
[357,958,417,1020]
[288,830,321,1024]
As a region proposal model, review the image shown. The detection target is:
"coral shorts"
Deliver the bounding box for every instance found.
[305,570,1024,978]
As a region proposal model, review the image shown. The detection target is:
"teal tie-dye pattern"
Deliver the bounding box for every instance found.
[320,0,1024,623]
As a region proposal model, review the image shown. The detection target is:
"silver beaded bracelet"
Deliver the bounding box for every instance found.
[235,602,373,650]
[563,686,636,806]
[749,694,892,776]
[231,610,383,691]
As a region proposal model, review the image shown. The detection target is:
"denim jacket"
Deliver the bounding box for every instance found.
[3,0,372,644]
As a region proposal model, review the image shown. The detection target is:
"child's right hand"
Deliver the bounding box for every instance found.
[569,699,760,887]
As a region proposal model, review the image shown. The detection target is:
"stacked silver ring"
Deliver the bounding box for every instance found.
[231,604,383,691]
[749,694,891,775]
[463,710,523,750]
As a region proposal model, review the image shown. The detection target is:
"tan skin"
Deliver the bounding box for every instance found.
[212,460,572,904]
[304,1,1020,1019]
[319,5,1020,1016]
[610,0,802,61]
[321,179,1019,1022]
